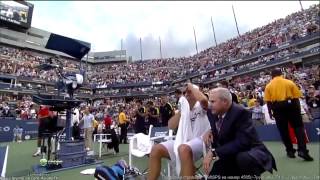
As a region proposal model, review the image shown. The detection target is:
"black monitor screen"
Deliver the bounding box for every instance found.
[0,1,34,29]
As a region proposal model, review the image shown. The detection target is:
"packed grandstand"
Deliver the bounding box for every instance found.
[0,4,319,123]
[0,1,319,179]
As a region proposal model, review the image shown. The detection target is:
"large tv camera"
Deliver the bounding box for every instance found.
[32,31,92,173]
[33,33,90,140]
[38,55,84,99]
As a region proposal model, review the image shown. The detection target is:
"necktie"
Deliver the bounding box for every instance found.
[216,115,223,133]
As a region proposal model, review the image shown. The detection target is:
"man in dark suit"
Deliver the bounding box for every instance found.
[203,87,277,178]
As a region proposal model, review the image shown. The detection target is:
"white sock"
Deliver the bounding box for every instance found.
[37,147,41,152]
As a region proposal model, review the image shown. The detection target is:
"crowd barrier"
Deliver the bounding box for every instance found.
[0,118,319,143]
[255,119,319,142]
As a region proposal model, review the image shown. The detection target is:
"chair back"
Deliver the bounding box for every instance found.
[149,126,170,143]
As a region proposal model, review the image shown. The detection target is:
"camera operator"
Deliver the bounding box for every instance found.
[33,105,56,157]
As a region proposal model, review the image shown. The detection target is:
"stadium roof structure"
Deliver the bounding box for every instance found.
[45,33,91,60]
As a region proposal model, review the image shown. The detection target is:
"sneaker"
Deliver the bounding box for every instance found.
[298,151,314,161]
[287,151,296,158]
[33,151,41,157]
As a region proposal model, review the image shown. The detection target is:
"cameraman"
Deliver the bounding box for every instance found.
[33,105,56,157]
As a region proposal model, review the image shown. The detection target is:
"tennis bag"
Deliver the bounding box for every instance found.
[94,164,124,180]
[94,160,145,180]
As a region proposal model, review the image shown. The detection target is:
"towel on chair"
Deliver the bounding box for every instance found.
[136,133,152,154]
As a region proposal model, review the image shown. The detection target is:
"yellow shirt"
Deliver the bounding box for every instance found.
[118,112,127,124]
[248,98,257,108]
[264,76,302,102]
[92,119,99,129]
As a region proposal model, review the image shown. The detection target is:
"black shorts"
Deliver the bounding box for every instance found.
[38,117,52,138]
[38,123,45,138]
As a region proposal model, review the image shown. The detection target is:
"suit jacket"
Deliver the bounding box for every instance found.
[208,103,277,173]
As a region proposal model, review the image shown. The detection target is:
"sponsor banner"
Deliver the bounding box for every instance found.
[0,119,38,142]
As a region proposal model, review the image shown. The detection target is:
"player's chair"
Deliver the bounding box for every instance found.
[93,134,112,158]
[128,125,174,178]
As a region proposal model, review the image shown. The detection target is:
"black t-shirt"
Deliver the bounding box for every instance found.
[231,92,239,104]
[314,80,320,90]
[306,95,320,108]
[136,107,145,122]
[160,103,174,126]
[148,107,159,126]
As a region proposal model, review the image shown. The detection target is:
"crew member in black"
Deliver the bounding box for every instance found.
[159,96,174,127]
[134,99,146,134]
[147,101,160,127]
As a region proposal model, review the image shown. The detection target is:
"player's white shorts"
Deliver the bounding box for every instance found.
[160,137,204,162]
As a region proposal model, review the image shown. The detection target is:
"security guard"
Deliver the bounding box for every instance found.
[118,106,129,144]
[264,68,313,161]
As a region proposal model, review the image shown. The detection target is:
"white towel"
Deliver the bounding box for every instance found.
[80,168,96,175]
[173,96,192,175]
[136,133,152,154]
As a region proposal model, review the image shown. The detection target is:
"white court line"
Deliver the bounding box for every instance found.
[1,145,9,178]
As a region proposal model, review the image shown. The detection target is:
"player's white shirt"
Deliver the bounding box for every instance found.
[177,98,210,139]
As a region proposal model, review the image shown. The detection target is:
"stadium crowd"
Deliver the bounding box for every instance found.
[0,5,319,128]
[1,64,319,126]
[0,4,318,87]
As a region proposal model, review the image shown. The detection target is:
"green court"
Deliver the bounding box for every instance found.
[2,140,319,179]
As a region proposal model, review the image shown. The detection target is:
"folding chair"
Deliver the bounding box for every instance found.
[93,133,112,158]
[128,125,174,178]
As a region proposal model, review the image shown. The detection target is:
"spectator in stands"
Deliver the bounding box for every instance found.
[217,81,239,104]
[305,85,320,119]
[251,100,265,126]
[299,96,312,123]
[247,94,257,108]
[29,104,37,119]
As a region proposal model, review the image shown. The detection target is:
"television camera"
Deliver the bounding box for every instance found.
[38,55,84,99]
[31,33,92,172]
